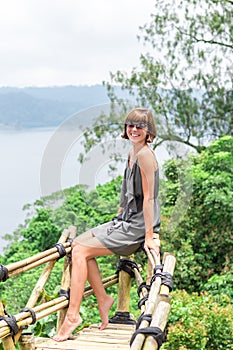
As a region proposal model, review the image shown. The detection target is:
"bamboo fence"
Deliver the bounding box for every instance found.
[0,228,175,350]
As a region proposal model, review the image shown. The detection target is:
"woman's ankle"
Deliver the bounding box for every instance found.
[66,312,82,323]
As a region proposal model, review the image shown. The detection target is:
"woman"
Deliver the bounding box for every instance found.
[52,107,160,342]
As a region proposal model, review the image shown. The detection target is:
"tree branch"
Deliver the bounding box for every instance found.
[215,0,233,4]
[158,133,205,152]
[191,36,233,50]
[176,26,233,50]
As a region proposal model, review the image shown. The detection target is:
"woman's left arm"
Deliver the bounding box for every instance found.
[138,151,160,255]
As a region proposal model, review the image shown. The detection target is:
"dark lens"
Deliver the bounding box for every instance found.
[126,121,134,128]
[136,122,147,129]
[126,121,147,129]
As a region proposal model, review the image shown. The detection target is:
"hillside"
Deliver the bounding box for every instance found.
[0,85,112,128]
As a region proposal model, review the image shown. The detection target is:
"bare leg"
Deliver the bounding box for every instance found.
[52,236,113,342]
[87,258,114,330]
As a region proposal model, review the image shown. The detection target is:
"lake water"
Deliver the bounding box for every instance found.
[0,127,173,254]
[0,128,53,252]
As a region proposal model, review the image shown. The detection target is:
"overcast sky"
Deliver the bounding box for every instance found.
[0,0,155,87]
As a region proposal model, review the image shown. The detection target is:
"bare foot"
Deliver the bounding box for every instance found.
[98,295,114,330]
[51,313,82,342]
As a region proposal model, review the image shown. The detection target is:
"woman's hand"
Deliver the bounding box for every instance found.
[144,237,160,256]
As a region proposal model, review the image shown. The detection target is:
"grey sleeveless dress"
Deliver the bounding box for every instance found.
[93,158,160,255]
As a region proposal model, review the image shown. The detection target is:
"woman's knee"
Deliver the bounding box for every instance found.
[71,240,79,249]
[71,243,89,261]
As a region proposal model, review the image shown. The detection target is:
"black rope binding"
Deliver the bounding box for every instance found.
[137,282,151,296]
[60,288,70,300]
[21,308,37,324]
[150,271,173,292]
[67,237,73,245]
[109,311,136,325]
[0,314,19,336]
[53,243,67,259]
[154,264,164,272]
[116,258,139,278]
[130,326,164,348]
[136,312,152,329]
[138,294,149,309]
[0,264,9,282]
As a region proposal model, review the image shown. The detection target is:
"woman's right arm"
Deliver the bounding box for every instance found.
[117,207,123,215]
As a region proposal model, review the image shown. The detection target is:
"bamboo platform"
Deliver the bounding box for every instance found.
[35,324,136,349]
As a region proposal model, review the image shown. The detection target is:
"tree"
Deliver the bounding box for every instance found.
[161,136,233,291]
[82,0,232,157]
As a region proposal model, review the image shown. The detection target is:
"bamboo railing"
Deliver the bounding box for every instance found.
[0,228,175,350]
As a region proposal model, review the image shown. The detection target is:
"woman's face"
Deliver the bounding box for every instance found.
[125,120,148,144]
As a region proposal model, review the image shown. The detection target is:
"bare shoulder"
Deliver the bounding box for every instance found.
[138,146,158,171]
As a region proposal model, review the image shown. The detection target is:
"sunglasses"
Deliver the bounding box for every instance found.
[125,121,147,129]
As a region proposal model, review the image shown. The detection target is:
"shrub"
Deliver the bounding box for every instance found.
[162,290,233,350]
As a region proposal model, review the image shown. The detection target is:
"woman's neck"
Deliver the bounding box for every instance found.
[132,142,147,155]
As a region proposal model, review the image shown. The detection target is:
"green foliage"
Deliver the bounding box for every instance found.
[163,159,179,182]
[32,314,58,338]
[0,260,63,314]
[48,177,122,234]
[202,267,233,302]
[21,208,60,251]
[162,290,233,350]
[161,136,233,291]
[2,177,122,256]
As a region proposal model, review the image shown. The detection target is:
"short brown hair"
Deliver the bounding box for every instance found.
[121,108,157,143]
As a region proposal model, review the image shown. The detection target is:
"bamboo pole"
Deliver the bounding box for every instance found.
[133,267,149,315]
[8,244,71,278]
[6,242,71,274]
[26,228,70,308]
[133,265,143,287]
[142,296,171,350]
[108,255,135,324]
[56,226,76,331]
[13,228,70,344]
[117,257,132,313]
[83,274,118,296]
[0,301,16,350]
[146,234,160,284]
[0,297,69,338]
[160,253,176,295]
[0,299,70,339]
[130,250,162,350]
[84,276,118,298]
[0,274,119,339]
[142,253,176,350]
[132,236,161,333]
[19,332,35,350]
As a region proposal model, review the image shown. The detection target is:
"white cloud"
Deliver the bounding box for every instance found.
[0,0,155,87]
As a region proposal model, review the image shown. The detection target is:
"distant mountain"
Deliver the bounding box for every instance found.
[0,85,204,130]
[0,85,113,128]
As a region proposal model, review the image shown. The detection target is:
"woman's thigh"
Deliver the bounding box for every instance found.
[72,226,114,258]
[72,222,111,247]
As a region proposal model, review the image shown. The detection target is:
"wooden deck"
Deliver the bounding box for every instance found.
[35,324,136,350]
